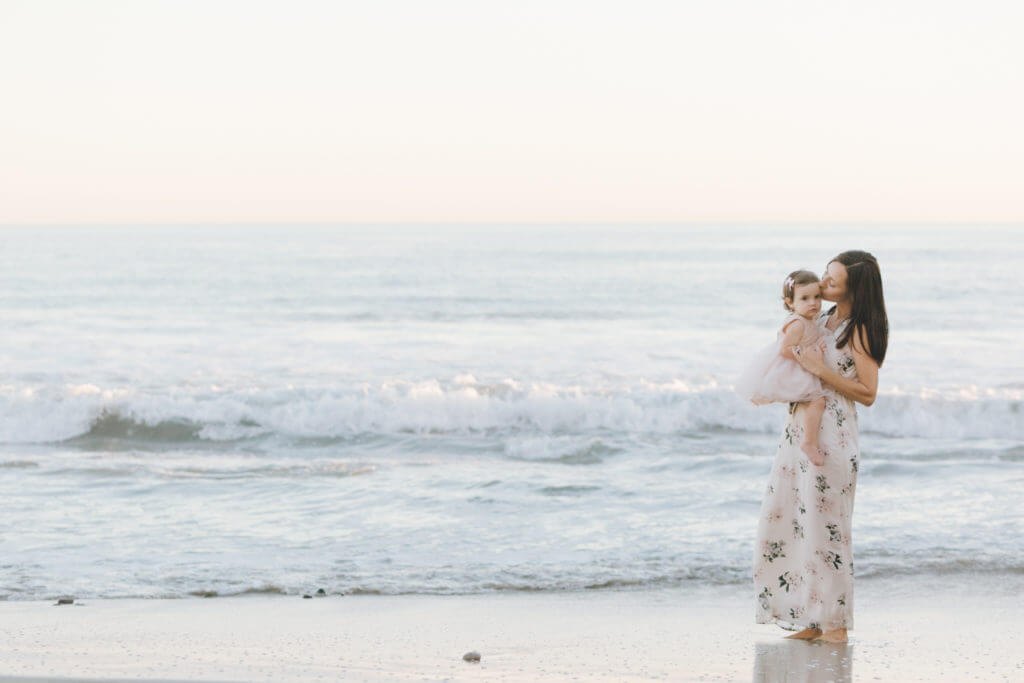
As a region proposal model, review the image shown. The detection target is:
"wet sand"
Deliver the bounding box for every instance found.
[0,578,1020,682]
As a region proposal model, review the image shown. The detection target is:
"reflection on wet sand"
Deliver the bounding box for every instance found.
[753,639,853,682]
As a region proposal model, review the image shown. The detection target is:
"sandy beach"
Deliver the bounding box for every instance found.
[1,577,1020,682]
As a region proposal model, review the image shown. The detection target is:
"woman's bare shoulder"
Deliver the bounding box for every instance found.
[849,325,875,359]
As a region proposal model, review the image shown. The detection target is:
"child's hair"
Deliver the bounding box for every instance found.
[782,270,820,311]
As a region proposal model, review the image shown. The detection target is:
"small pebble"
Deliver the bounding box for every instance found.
[463,651,481,662]
[56,598,74,605]
[302,594,312,599]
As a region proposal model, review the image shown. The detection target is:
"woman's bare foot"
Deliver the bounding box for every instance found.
[783,627,822,639]
[813,628,848,643]
[800,442,825,466]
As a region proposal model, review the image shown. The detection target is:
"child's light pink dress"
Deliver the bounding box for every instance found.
[736,313,826,405]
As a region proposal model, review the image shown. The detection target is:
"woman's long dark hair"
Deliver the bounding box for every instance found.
[829,250,888,367]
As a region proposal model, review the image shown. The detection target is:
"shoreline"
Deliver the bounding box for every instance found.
[1,578,1020,682]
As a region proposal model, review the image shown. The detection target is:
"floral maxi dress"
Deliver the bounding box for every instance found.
[754,315,859,631]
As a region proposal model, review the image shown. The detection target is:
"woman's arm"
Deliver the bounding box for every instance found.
[791,328,880,406]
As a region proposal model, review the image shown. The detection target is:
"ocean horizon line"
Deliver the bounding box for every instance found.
[2,220,1023,229]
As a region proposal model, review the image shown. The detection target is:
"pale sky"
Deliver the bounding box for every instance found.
[1,0,1021,224]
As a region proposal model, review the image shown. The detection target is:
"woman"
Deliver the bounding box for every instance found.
[753,250,888,644]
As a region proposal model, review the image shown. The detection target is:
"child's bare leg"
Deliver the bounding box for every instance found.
[799,397,826,465]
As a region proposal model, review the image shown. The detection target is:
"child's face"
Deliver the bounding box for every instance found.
[789,281,822,318]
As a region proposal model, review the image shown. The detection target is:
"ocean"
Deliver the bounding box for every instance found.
[1,224,1021,599]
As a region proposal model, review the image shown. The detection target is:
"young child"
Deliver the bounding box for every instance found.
[736,270,827,465]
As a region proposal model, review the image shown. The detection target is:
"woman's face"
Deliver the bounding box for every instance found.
[820,261,849,303]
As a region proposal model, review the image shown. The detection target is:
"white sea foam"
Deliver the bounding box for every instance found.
[1,380,1020,444]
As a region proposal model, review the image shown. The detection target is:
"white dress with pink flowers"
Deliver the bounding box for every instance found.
[753,314,860,631]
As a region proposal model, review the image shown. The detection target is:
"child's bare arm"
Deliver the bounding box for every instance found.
[778,319,805,361]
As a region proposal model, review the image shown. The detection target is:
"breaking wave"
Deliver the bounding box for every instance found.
[0,378,1021,445]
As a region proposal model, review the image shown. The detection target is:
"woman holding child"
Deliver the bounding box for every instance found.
[749,250,888,644]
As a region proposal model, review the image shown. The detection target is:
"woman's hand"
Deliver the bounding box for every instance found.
[792,342,827,377]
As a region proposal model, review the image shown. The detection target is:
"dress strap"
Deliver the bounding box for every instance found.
[779,313,805,335]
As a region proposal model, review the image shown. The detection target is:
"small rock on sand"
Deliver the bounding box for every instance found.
[462,651,481,662]
[56,598,74,605]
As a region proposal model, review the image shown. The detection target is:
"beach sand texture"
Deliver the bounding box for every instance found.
[1,580,1020,682]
